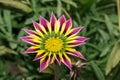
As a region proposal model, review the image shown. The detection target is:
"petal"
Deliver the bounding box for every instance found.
[50,12,57,30]
[64,19,72,36]
[58,15,66,27]
[20,36,32,40]
[64,19,72,31]
[40,56,49,72]
[65,48,76,52]
[23,29,37,35]
[39,24,48,34]
[20,36,39,45]
[23,45,40,54]
[67,51,86,60]
[67,27,83,37]
[60,19,72,35]
[32,20,43,33]
[54,21,60,33]
[48,53,55,64]
[39,16,47,29]
[30,35,41,41]
[55,53,61,65]
[47,22,52,33]
[68,41,86,47]
[60,22,66,34]
[62,53,72,69]
[73,36,89,42]
[32,20,47,37]
[33,51,47,61]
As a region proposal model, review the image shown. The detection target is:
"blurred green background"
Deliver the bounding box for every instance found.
[0,0,120,80]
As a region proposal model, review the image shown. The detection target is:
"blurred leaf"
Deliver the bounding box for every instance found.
[90,61,105,80]
[0,0,32,13]
[31,0,38,16]
[24,16,38,25]
[0,13,4,24]
[105,40,120,75]
[98,29,110,41]
[41,0,54,3]
[100,45,111,57]
[0,46,16,56]
[57,0,62,17]
[3,9,12,33]
[104,14,114,37]
[61,0,77,8]
[0,61,3,70]
[4,61,24,75]
[9,42,18,49]
[42,66,54,74]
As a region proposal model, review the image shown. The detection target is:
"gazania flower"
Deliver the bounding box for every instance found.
[21,12,88,72]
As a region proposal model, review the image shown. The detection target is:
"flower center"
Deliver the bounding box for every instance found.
[45,37,63,52]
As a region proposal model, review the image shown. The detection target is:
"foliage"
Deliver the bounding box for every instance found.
[0,0,120,80]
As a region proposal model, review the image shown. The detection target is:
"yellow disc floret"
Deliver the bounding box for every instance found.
[45,37,63,52]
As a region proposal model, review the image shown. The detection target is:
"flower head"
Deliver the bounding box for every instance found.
[21,12,88,72]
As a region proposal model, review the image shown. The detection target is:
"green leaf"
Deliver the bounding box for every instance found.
[61,0,77,8]
[3,9,12,33]
[90,61,105,80]
[0,0,32,13]
[105,40,120,75]
[98,29,110,41]
[104,14,114,37]
[57,0,62,17]
[0,46,17,56]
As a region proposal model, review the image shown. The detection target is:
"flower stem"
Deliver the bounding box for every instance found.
[54,63,59,80]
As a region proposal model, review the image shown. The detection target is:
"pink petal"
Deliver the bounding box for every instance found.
[20,36,32,40]
[69,41,85,47]
[67,51,86,60]
[23,29,37,35]
[48,54,54,64]
[64,19,72,32]
[55,55,61,65]
[68,27,83,36]
[58,15,66,27]
[23,47,37,54]
[39,16,47,29]
[40,57,48,72]
[33,53,44,61]
[50,12,57,30]
[20,37,38,45]
[74,36,89,42]
[32,20,43,32]
[62,55,72,69]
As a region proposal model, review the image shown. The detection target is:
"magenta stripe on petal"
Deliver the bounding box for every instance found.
[20,36,32,40]
[32,20,43,32]
[63,55,72,69]
[20,37,38,45]
[69,27,83,36]
[74,36,89,42]
[50,12,57,29]
[69,41,85,47]
[40,57,48,72]
[48,54,53,64]
[23,47,36,54]
[55,55,61,65]
[33,53,44,61]
[67,51,86,60]
[23,29,37,35]
[59,15,66,27]
[64,19,72,31]
[39,16,47,29]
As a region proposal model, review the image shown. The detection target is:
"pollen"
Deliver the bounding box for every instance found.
[45,37,63,52]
